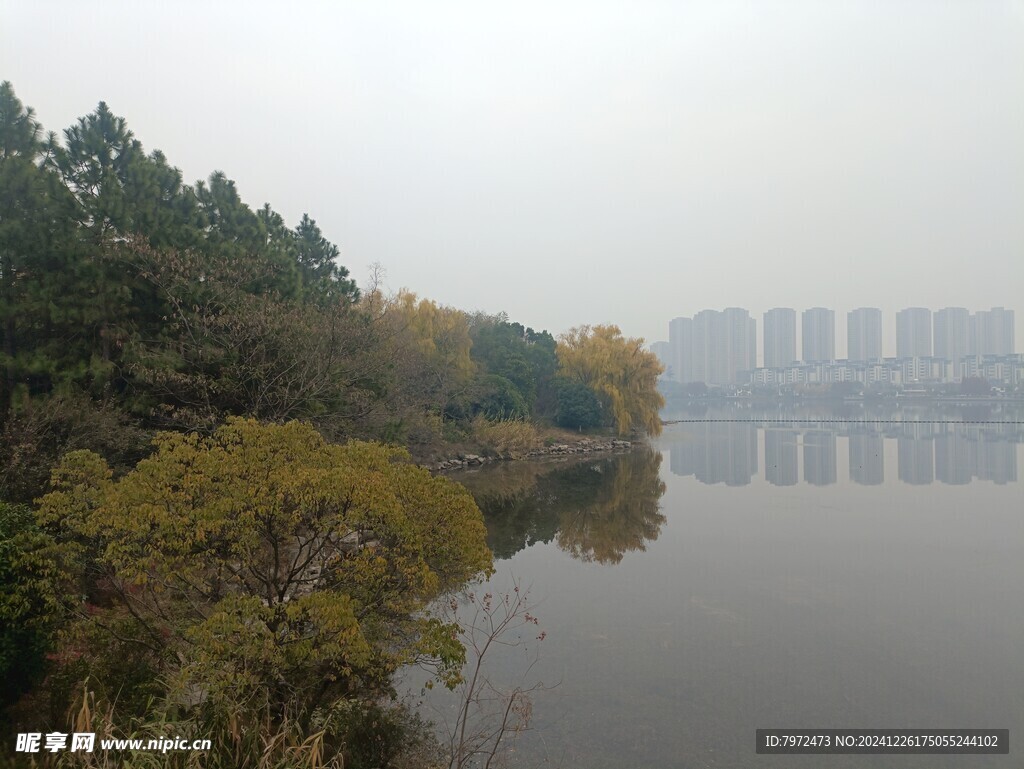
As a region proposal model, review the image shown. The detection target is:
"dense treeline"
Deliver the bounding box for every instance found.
[0,82,661,501]
[0,82,663,766]
[0,81,370,504]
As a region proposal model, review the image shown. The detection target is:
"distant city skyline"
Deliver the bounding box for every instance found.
[660,305,1016,372]
[652,301,1024,365]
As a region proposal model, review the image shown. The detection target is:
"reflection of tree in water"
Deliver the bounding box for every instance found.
[461,461,566,560]
[465,448,666,564]
[556,448,666,564]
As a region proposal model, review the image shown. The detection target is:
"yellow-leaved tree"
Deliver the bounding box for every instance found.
[367,291,477,443]
[387,290,475,387]
[36,418,493,758]
[556,324,665,436]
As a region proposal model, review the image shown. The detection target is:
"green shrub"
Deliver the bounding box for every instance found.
[554,380,603,431]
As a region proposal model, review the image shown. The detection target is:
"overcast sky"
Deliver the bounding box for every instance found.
[3,0,1022,357]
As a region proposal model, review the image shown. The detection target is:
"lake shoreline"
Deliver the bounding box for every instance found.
[427,436,638,473]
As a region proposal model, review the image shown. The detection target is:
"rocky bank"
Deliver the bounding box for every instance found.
[428,437,634,472]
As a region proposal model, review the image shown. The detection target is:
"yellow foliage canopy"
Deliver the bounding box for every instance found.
[38,418,493,714]
[387,290,475,384]
[556,324,665,436]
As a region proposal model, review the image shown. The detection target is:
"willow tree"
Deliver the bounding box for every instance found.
[556,324,664,436]
[389,291,474,385]
[366,291,477,440]
[37,419,493,732]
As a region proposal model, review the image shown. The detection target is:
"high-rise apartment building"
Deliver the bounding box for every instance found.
[669,309,756,385]
[847,307,882,362]
[650,341,671,378]
[801,307,835,362]
[933,307,969,371]
[763,308,796,368]
[721,307,757,385]
[896,307,932,359]
[668,317,692,383]
[691,310,715,384]
[970,307,1015,356]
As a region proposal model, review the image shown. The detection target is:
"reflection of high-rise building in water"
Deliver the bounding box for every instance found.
[934,430,972,485]
[935,427,1019,485]
[849,433,884,485]
[764,429,798,486]
[667,418,1022,489]
[897,424,934,485]
[976,439,1018,485]
[669,422,757,485]
[669,432,700,478]
[803,430,837,486]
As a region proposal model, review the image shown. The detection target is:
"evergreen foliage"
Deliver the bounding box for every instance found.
[0,83,362,442]
[554,378,604,430]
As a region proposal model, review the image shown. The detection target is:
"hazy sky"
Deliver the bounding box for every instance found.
[3,0,1022,356]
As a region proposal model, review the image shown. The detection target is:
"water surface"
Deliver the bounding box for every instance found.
[422,406,1024,768]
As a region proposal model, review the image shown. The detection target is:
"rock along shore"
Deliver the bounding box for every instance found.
[428,437,634,472]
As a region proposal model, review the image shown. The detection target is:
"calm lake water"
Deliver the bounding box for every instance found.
[419,405,1024,768]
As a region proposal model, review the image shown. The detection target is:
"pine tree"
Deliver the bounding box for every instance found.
[294,213,358,303]
[0,82,77,411]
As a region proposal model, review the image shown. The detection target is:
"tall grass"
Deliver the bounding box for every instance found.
[469,417,540,460]
[7,684,441,769]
